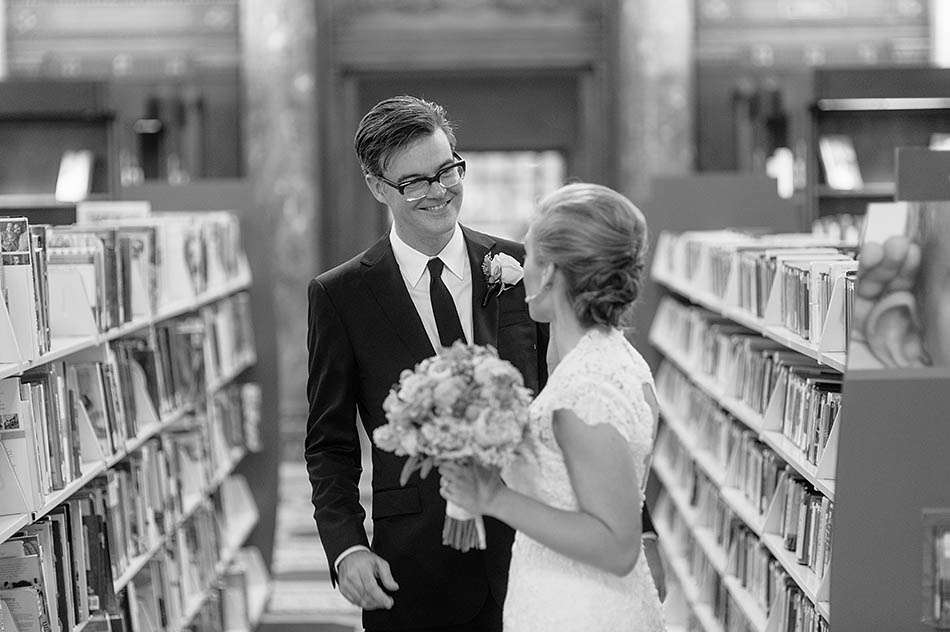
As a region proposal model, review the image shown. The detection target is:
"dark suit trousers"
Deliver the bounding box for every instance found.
[364,592,502,632]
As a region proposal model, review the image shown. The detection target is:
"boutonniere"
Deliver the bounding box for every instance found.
[481,252,524,307]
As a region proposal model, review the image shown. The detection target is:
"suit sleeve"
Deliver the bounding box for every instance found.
[305,278,369,583]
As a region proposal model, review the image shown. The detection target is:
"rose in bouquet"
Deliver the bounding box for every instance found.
[373,341,533,552]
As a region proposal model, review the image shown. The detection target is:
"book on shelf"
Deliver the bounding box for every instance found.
[204,292,255,386]
[818,134,863,191]
[780,477,833,577]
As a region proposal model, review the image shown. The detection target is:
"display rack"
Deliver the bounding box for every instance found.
[0,214,267,632]
[649,237,841,630]
[0,271,252,381]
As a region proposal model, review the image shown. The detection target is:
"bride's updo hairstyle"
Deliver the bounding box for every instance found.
[531,183,647,328]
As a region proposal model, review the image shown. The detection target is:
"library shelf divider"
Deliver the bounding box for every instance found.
[47,266,99,338]
[75,397,106,465]
[0,445,31,514]
[817,273,849,355]
[0,297,22,364]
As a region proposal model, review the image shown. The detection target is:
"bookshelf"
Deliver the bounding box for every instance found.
[807,67,950,220]
[648,231,846,631]
[0,210,269,632]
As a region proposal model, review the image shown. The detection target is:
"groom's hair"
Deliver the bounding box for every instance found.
[355,95,457,177]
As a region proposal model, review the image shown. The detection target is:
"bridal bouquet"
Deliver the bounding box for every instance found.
[373,341,532,552]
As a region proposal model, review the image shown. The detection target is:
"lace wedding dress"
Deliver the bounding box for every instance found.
[502,327,666,632]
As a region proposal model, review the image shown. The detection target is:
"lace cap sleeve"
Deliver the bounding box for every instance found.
[545,377,636,444]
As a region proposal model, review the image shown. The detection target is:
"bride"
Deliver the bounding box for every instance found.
[439,183,666,631]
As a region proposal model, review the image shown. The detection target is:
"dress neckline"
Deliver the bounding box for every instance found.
[550,326,620,379]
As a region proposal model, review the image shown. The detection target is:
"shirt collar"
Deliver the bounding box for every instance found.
[389,224,467,287]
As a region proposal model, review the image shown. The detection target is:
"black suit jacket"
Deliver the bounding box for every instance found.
[306,226,547,630]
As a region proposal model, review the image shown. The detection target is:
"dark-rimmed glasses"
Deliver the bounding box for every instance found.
[376,153,466,202]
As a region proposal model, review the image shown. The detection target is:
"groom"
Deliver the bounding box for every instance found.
[306,95,546,631]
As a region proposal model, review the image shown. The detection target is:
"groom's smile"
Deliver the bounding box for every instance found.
[419,197,453,212]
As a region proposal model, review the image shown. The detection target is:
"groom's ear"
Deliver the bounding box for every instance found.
[364,173,388,205]
[863,290,929,368]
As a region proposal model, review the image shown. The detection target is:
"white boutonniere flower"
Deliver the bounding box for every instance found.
[481,252,524,306]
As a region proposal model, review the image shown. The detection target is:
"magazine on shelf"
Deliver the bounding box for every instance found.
[0,532,57,632]
[0,218,40,361]
[49,226,124,330]
[47,230,106,333]
[72,362,116,457]
[0,377,44,513]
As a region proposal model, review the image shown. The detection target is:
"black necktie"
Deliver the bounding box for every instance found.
[427,257,466,347]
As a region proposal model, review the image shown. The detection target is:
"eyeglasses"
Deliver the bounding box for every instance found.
[377,153,466,202]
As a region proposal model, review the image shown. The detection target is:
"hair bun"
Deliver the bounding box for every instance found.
[572,254,644,327]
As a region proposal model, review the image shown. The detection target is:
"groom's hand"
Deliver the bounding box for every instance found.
[338,550,399,610]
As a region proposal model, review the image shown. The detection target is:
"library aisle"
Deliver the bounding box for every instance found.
[262,436,373,632]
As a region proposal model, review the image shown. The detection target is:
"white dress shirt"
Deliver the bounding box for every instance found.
[389,223,473,349]
[334,223,473,573]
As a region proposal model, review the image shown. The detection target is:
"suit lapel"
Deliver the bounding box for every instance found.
[462,225,499,348]
[360,234,435,362]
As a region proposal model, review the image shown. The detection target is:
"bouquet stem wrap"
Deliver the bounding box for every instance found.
[443,500,486,552]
